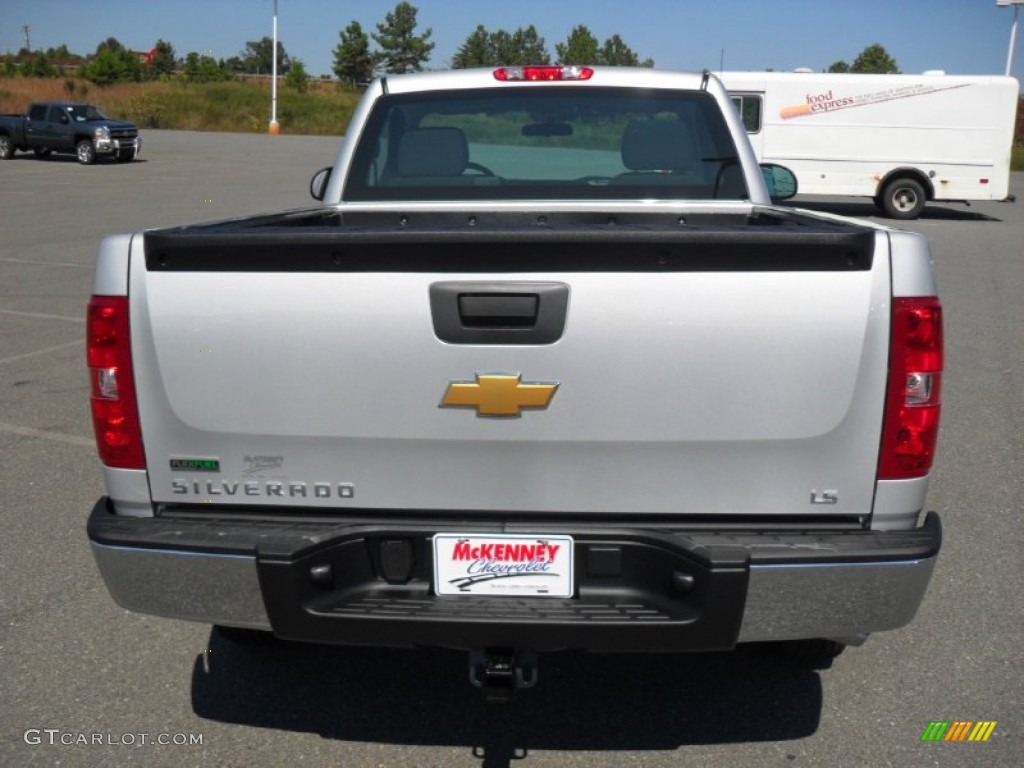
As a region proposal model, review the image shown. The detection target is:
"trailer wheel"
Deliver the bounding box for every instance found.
[880,177,926,220]
[0,134,14,159]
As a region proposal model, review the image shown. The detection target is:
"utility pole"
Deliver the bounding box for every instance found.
[22,25,31,53]
[1007,2,1021,76]
[997,0,1024,77]
[269,0,280,134]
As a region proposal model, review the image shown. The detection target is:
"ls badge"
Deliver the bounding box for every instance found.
[440,373,559,417]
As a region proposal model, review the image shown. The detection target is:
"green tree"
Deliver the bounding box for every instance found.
[827,59,851,73]
[452,24,493,68]
[333,21,375,86]
[286,58,309,92]
[151,39,176,77]
[81,51,118,85]
[1016,96,1023,146]
[2,53,18,77]
[555,25,600,65]
[372,2,434,74]
[119,49,146,82]
[95,37,125,56]
[239,36,290,75]
[503,25,549,65]
[81,47,145,85]
[488,30,515,66]
[452,25,550,68]
[24,52,58,78]
[553,28,651,68]
[599,34,640,66]
[44,44,80,64]
[183,52,229,83]
[183,52,201,80]
[851,43,900,74]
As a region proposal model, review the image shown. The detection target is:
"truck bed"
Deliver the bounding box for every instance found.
[128,206,887,523]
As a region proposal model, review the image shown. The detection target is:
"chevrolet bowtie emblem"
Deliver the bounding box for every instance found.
[440,373,559,417]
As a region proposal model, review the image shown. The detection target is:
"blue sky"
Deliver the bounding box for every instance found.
[2,0,1022,82]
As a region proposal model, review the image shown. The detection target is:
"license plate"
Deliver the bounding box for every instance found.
[433,533,574,598]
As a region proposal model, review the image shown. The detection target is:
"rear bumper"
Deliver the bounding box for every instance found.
[88,499,940,651]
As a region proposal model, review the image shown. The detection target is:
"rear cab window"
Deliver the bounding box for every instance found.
[343,87,748,202]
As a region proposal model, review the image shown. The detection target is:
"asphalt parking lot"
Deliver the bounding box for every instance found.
[1,130,1021,767]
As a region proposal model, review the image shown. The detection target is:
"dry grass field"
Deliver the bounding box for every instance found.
[0,76,360,136]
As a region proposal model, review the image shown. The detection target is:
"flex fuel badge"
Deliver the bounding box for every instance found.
[169,457,220,472]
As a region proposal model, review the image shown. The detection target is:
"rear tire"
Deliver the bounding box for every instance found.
[879,177,926,220]
[0,134,14,159]
[214,625,283,646]
[766,639,847,668]
[76,139,96,165]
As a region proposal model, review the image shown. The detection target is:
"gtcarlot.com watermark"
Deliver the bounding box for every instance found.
[24,729,203,747]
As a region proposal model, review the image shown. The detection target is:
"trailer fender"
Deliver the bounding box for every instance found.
[875,168,935,202]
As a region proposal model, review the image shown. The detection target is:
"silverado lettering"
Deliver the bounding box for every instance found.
[170,480,354,498]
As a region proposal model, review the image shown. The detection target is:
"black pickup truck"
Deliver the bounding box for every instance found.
[0,102,141,164]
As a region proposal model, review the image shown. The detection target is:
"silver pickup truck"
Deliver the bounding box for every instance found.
[86,67,942,699]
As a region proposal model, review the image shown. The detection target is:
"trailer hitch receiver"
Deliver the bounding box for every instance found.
[469,648,538,702]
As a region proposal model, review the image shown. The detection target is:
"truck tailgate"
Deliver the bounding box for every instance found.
[132,214,890,519]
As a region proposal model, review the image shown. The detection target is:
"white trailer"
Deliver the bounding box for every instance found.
[721,71,1019,218]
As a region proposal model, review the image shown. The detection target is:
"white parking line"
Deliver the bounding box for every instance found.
[0,309,85,323]
[0,339,83,365]
[0,258,92,268]
[0,421,93,448]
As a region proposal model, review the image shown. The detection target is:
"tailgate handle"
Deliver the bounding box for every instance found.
[458,294,539,328]
[430,282,569,345]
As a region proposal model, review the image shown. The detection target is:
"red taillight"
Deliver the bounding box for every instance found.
[493,66,594,82]
[878,297,943,479]
[88,296,145,469]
